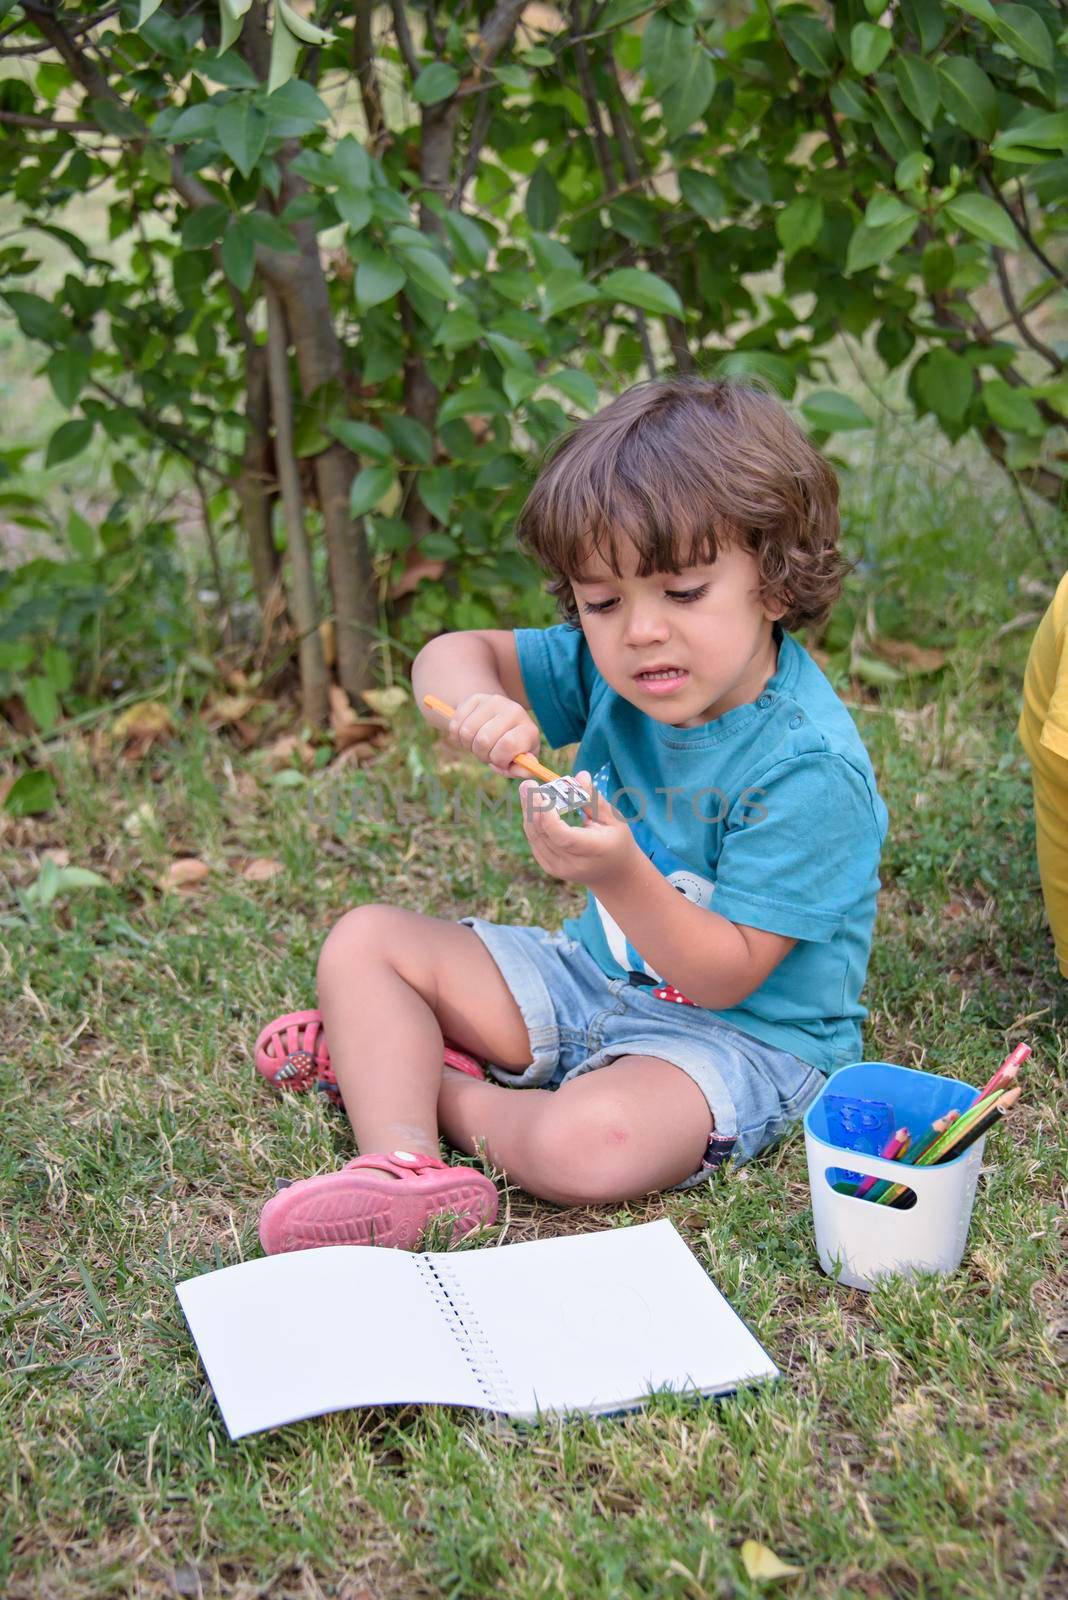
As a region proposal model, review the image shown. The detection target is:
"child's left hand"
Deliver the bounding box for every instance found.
[519,770,639,889]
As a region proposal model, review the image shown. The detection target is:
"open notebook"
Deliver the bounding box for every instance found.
[176,1219,779,1437]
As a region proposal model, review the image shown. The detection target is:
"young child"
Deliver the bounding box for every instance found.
[254,378,889,1254]
[1018,571,1068,978]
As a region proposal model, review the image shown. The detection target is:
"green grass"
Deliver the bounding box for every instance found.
[2,411,1068,1599]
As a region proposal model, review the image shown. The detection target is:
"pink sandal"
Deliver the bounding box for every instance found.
[258,1149,499,1254]
[254,1009,486,1107]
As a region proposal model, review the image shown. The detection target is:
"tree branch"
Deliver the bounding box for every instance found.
[353,0,390,154]
[991,247,1063,373]
[391,0,421,81]
[980,168,1067,290]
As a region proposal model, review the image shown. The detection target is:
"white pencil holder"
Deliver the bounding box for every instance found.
[804,1062,986,1292]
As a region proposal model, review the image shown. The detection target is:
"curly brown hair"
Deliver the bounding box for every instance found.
[515,376,847,632]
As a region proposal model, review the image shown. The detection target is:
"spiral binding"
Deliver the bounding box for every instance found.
[414,1257,518,1413]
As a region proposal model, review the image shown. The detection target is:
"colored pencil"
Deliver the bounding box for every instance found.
[422,694,592,813]
[854,1127,910,1199]
[929,1086,1021,1164]
[973,1043,1030,1105]
[867,1112,959,1206]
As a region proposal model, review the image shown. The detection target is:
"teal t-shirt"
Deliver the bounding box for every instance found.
[514,622,889,1071]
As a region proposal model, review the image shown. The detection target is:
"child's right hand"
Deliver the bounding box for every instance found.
[444,693,542,778]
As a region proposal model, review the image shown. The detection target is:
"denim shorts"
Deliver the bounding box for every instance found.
[459,917,827,1191]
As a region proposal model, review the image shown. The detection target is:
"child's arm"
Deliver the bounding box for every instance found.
[413,629,542,777]
[521,773,795,1010]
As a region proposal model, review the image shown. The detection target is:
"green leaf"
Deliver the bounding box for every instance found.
[25,674,59,731]
[662,50,714,140]
[182,203,231,248]
[4,290,68,343]
[725,153,774,205]
[412,63,460,105]
[983,379,1043,434]
[4,769,56,817]
[598,268,683,318]
[893,55,939,132]
[329,420,392,460]
[845,213,919,274]
[776,196,823,259]
[201,51,260,89]
[418,466,455,522]
[431,308,482,350]
[779,15,838,77]
[801,390,870,432]
[395,246,454,302]
[437,385,508,425]
[679,169,726,221]
[68,509,96,558]
[943,0,997,23]
[641,14,691,93]
[549,369,599,412]
[921,241,955,293]
[136,0,164,24]
[46,343,91,408]
[542,271,600,318]
[850,21,892,75]
[715,350,796,398]
[380,413,433,464]
[45,418,93,469]
[221,220,256,290]
[486,331,535,373]
[267,7,301,97]
[219,0,254,56]
[830,80,874,122]
[356,253,406,309]
[943,193,1019,250]
[526,166,560,231]
[989,3,1053,69]
[936,59,997,142]
[914,347,973,421]
[443,211,489,270]
[896,151,933,191]
[42,645,72,694]
[992,114,1068,155]
[215,97,269,177]
[349,465,397,517]
[866,194,912,228]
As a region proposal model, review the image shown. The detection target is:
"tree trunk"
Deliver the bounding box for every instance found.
[265,283,329,725]
[236,342,280,610]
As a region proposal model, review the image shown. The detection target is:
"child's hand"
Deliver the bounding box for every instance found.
[520,771,639,889]
[445,692,542,777]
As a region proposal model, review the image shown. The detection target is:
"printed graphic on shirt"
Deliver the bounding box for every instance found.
[588,762,715,980]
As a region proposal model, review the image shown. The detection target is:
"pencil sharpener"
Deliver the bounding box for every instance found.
[532,776,592,816]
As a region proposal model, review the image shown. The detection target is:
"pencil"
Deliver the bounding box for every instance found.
[874,1111,960,1208]
[929,1086,1021,1164]
[973,1043,1030,1105]
[855,1127,910,1201]
[422,693,593,813]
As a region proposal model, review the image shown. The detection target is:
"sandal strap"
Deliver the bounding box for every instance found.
[345,1150,448,1179]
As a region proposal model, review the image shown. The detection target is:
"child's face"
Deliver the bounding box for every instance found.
[570,540,784,728]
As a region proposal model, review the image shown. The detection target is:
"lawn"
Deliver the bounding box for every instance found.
[2,408,1066,1598]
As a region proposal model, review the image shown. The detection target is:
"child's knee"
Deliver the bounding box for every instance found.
[316,902,402,988]
[517,1099,643,1205]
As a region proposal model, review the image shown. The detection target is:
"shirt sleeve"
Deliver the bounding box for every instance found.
[514,623,600,749]
[709,753,887,943]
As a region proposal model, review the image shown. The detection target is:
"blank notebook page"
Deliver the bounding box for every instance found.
[177,1245,485,1438]
[439,1219,779,1416]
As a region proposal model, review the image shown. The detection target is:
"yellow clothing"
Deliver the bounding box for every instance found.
[1018,573,1068,976]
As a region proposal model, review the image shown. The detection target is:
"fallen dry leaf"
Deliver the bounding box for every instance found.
[242,857,283,882]
[123,801,157,837]
[361,686,409,718]
[203,693,258,727]
[262,733,315,771]
[112,700,173,744]
[329,685,386,751]
[740,1540,803,1583]
[40,847,71,868]
[874,638,946,674]
[160,857,211,891]
[388,553,446,600]
[333,739,383,767]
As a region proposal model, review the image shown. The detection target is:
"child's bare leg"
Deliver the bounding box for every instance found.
[316,906,532,1164]
[438,1055,713,1204]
